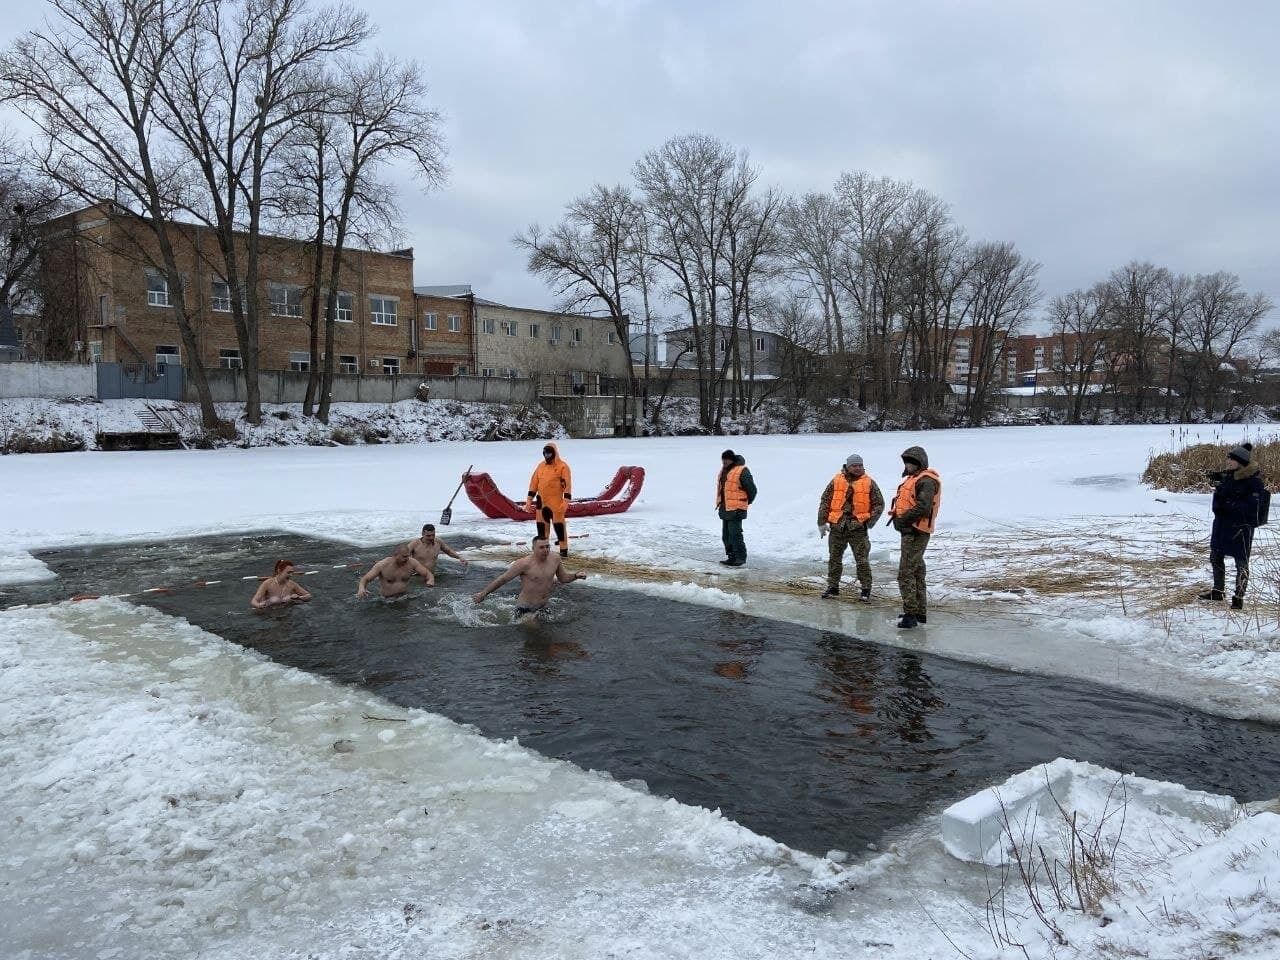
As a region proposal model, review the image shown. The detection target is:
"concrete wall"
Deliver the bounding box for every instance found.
[539,395,641,438]
[0,361,97,398]
[187,368,538,406]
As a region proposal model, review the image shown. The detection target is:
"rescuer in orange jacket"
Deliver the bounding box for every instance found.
[817,453,884,600]
[716,448,757,566]
[527,442,573,556]
[887,445,941,629]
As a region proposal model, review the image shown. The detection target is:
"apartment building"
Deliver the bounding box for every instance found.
[661,324,793,378]
[417,285,631,390]
[39,204,476,378]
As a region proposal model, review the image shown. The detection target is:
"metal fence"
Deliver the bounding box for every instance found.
[96,362,186,401]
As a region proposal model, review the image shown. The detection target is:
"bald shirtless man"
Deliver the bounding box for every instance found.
[408,523,469,576]
[250,559,313,610]
[471,537,586,618]
[357,545,435,599]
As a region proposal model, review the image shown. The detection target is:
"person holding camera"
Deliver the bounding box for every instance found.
[1201,442,1265,610]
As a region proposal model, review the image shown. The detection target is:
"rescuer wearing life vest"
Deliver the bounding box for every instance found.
[887,445,941,629]
[818,453,885,600]
[716,448,757,567]
[527,442,573,557]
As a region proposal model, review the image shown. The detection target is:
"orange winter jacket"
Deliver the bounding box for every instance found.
[827,473,875,525]
[892,468,942,533]
[716,464,750,512]
[528,442,572,509]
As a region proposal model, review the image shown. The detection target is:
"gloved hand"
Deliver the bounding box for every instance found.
[818,522,829,538]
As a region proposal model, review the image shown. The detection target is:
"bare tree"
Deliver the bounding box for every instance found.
[0,144,69,342]
[2,0,222,426]
[780,191,848,354]
[1047,284,1111,424]
[310,54,446,424]
[957,241,1040,426]
[514,183,644,430]
[156,0,370,423]
[1182,271,1272,419]
[1104,261,1169,416]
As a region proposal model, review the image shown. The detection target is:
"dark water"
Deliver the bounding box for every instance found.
[12,533,1280,856]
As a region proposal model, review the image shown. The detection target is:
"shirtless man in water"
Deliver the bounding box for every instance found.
[472,538,586,617]
[250,560,313,609]
[357,545,435,599]
[408,523,469,575]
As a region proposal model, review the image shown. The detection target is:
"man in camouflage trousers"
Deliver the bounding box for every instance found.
[888,445,942,630]
[818,453,884,600]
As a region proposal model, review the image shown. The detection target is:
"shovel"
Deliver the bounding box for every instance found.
[439,465,472,526]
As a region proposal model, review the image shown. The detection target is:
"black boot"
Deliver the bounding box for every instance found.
[1198,589,1224,602]
[858,587,871,602]
[917,613,927,624]
[821,586,839,599]
[897,613,918,629]
[1231,596,1244,610]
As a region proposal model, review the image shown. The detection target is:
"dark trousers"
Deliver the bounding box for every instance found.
[720,509,747,562]
[537,518,569,553]
[1210,549,1249,599]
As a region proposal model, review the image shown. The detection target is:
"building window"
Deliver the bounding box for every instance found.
[155,344,180,368]
[455,364,469,375]
[146,271,171,307]
[570,327,583,348]
[288,350,310,372]
[369,295,398,326]
[481,367,496,378]
[447,314,461,332]
[424,312,438,331]
[219,348,242,369]
[88,341,103,363]
[529,322,540,338]
[754,336,766,353]
[482,317,496,335]
[211,279,233,312]
[607,331,617,345]
[551,325,562,342]
[719,337,730,352]
[382,357,400,375]
[505,368,520,379]
[338,354,359,374]
[329,291,354,323]
[270,283,303,318]
[500,320,517,337]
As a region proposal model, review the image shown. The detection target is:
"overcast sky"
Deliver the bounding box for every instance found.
[3,0,1277,325]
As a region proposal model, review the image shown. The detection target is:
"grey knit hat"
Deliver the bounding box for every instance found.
[1228,443,1253,465]
[844,454,863,468]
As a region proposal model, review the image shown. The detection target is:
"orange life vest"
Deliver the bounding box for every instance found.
[828,473,873,525]
[892,468,942,533]
[716,464,750,512]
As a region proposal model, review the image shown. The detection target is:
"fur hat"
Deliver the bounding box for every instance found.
[1228,442,1254,465]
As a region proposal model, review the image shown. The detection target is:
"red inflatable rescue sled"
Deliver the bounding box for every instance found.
[463,466,645,520]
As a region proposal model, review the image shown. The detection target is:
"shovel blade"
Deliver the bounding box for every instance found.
[439,507,452,526]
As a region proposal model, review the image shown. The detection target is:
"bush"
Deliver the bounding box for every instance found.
[1,430,85,454]
[331,427,357,445]
[272,410,291,420]
[1143,437,1280,493]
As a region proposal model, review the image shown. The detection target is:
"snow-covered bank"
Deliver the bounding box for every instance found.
[0,396,562,451]
[3,423,1279,957]
[3,599,1276,959]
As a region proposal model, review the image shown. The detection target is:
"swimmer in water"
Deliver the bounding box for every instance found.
[250,559,313,609]
[407,523,469,576]
[357,545,435,599]
[471,537,585,618]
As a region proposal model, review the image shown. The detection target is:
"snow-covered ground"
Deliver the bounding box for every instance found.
[0,396,562,450]
[3,424,1279,957]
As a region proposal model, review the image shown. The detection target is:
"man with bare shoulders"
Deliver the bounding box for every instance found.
[357,545,435,599]
[471,537,586,617]
[251,559,313,610]
[408,523,469,576]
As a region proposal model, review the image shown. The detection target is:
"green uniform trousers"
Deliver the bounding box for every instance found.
[827,522,872,591]
[898,529,931,616]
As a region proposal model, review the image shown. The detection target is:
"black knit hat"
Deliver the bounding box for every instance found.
[1228,442,1254,465]
[721,448,736,460]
